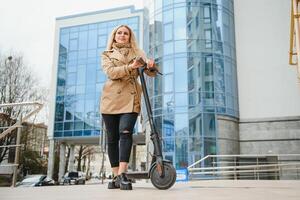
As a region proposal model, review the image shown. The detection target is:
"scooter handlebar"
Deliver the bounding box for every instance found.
[135,56,163,75]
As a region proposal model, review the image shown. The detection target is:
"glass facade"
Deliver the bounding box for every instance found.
[145,0,238,168]
[54,17,140,138]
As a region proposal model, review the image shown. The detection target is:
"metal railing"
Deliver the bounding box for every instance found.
[0,102,43,187]
[289,0,300,81]
[188,154,300,180]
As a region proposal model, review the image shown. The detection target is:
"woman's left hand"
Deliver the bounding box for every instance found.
[147,59,156,69]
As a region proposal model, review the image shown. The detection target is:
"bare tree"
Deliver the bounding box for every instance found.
[0,51,43,164]
[76,145,95,174]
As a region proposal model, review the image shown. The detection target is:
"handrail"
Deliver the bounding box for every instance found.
[188,162,300,171]
[0,102,43,140]
[187,154,300,169]
[289,0,300,81]
[0,101,43,187]
[188,154,300,180]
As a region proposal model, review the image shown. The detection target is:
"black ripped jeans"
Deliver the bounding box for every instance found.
[102,113,138,168]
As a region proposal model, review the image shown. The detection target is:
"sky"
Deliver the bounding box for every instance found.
[0,0,143,88]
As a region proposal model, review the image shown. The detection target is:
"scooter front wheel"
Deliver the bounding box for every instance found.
[150,162,176,190]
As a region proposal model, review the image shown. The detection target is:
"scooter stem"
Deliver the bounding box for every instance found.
[138,65,165,177]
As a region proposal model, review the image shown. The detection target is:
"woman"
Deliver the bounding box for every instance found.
[100,25,156,190]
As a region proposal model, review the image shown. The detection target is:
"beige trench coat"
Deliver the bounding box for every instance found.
[100,48,156,114]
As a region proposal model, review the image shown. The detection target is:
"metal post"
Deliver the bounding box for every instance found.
[256,157,259,180]
[233,157,237,180]
[132,145,137,171]
[99,119,106,184]
[11,115,22,187]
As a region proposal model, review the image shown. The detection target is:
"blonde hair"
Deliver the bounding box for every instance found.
[106,25,145,57]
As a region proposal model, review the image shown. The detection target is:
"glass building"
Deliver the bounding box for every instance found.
[48,2,239,179]
[144,0,238,168]
[52,10,141,141]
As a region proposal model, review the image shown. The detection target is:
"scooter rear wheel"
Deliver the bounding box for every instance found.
[150,162,176,190]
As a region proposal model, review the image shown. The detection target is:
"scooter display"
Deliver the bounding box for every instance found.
[126,58,177,190]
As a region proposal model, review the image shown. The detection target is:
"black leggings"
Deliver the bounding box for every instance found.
[102,113,138,168]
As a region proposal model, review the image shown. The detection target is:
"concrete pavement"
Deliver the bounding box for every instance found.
[0,180,300,200]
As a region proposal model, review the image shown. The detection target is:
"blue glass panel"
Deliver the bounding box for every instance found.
[96,71,106,83]
[67,65,76,73]
[163,117,174,137]
[70,32,78,39]
[163,58,174,74]
[203,113,216,136]
[60,28,69,34]
[75,99,84,118]
[163,0,173,7]
[83,130,92,136]
[74,121,84,130]
[130,23,138,30]
[174,57,187,92]
[98,22,106,29]
[64,131,73,137]
[66,73,76,86]
[69,39,78,51]
[175,137,188,168]
[163,93,175,110]
[174,7,186,40]
[60,33,69,50]
[74,130,83,136]
[175,93,187,107]
[86,66,96,84]
[189,137,201,152]
[85,99,95,117]
[163,74,173,92]
[98,28,107,35]
[56,86,65,96]
[79,25,88,31]
[64,122,74,130]
[91,130,100,136]
[54,131,63,137]
[163,9,173,24]
[163,138,174,152]
[163,42,173,55]
[175,113,188,135]
[67,73,76,85]
[88,49,97,58]
[54,122,63,131]
[174,0,186,3]
[164,23,173,41]
[174,40,186,53]
[77,65,86,85]
[68,51,77,61]
[88,29,97,49]
[78,31,88,50]
[76,85,85,95]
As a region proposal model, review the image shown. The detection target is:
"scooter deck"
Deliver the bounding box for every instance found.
[126,171,149,179]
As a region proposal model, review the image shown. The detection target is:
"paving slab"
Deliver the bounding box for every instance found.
[0,180,300,200]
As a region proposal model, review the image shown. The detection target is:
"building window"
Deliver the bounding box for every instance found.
[204,56,213,76]
[98,35,107,48]
[204,29,212,48]
[205,81,214,99]
[204,4,211,24]
[164,23,173,41]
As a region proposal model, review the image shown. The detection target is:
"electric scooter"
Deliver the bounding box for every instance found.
[126,58,177,190]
